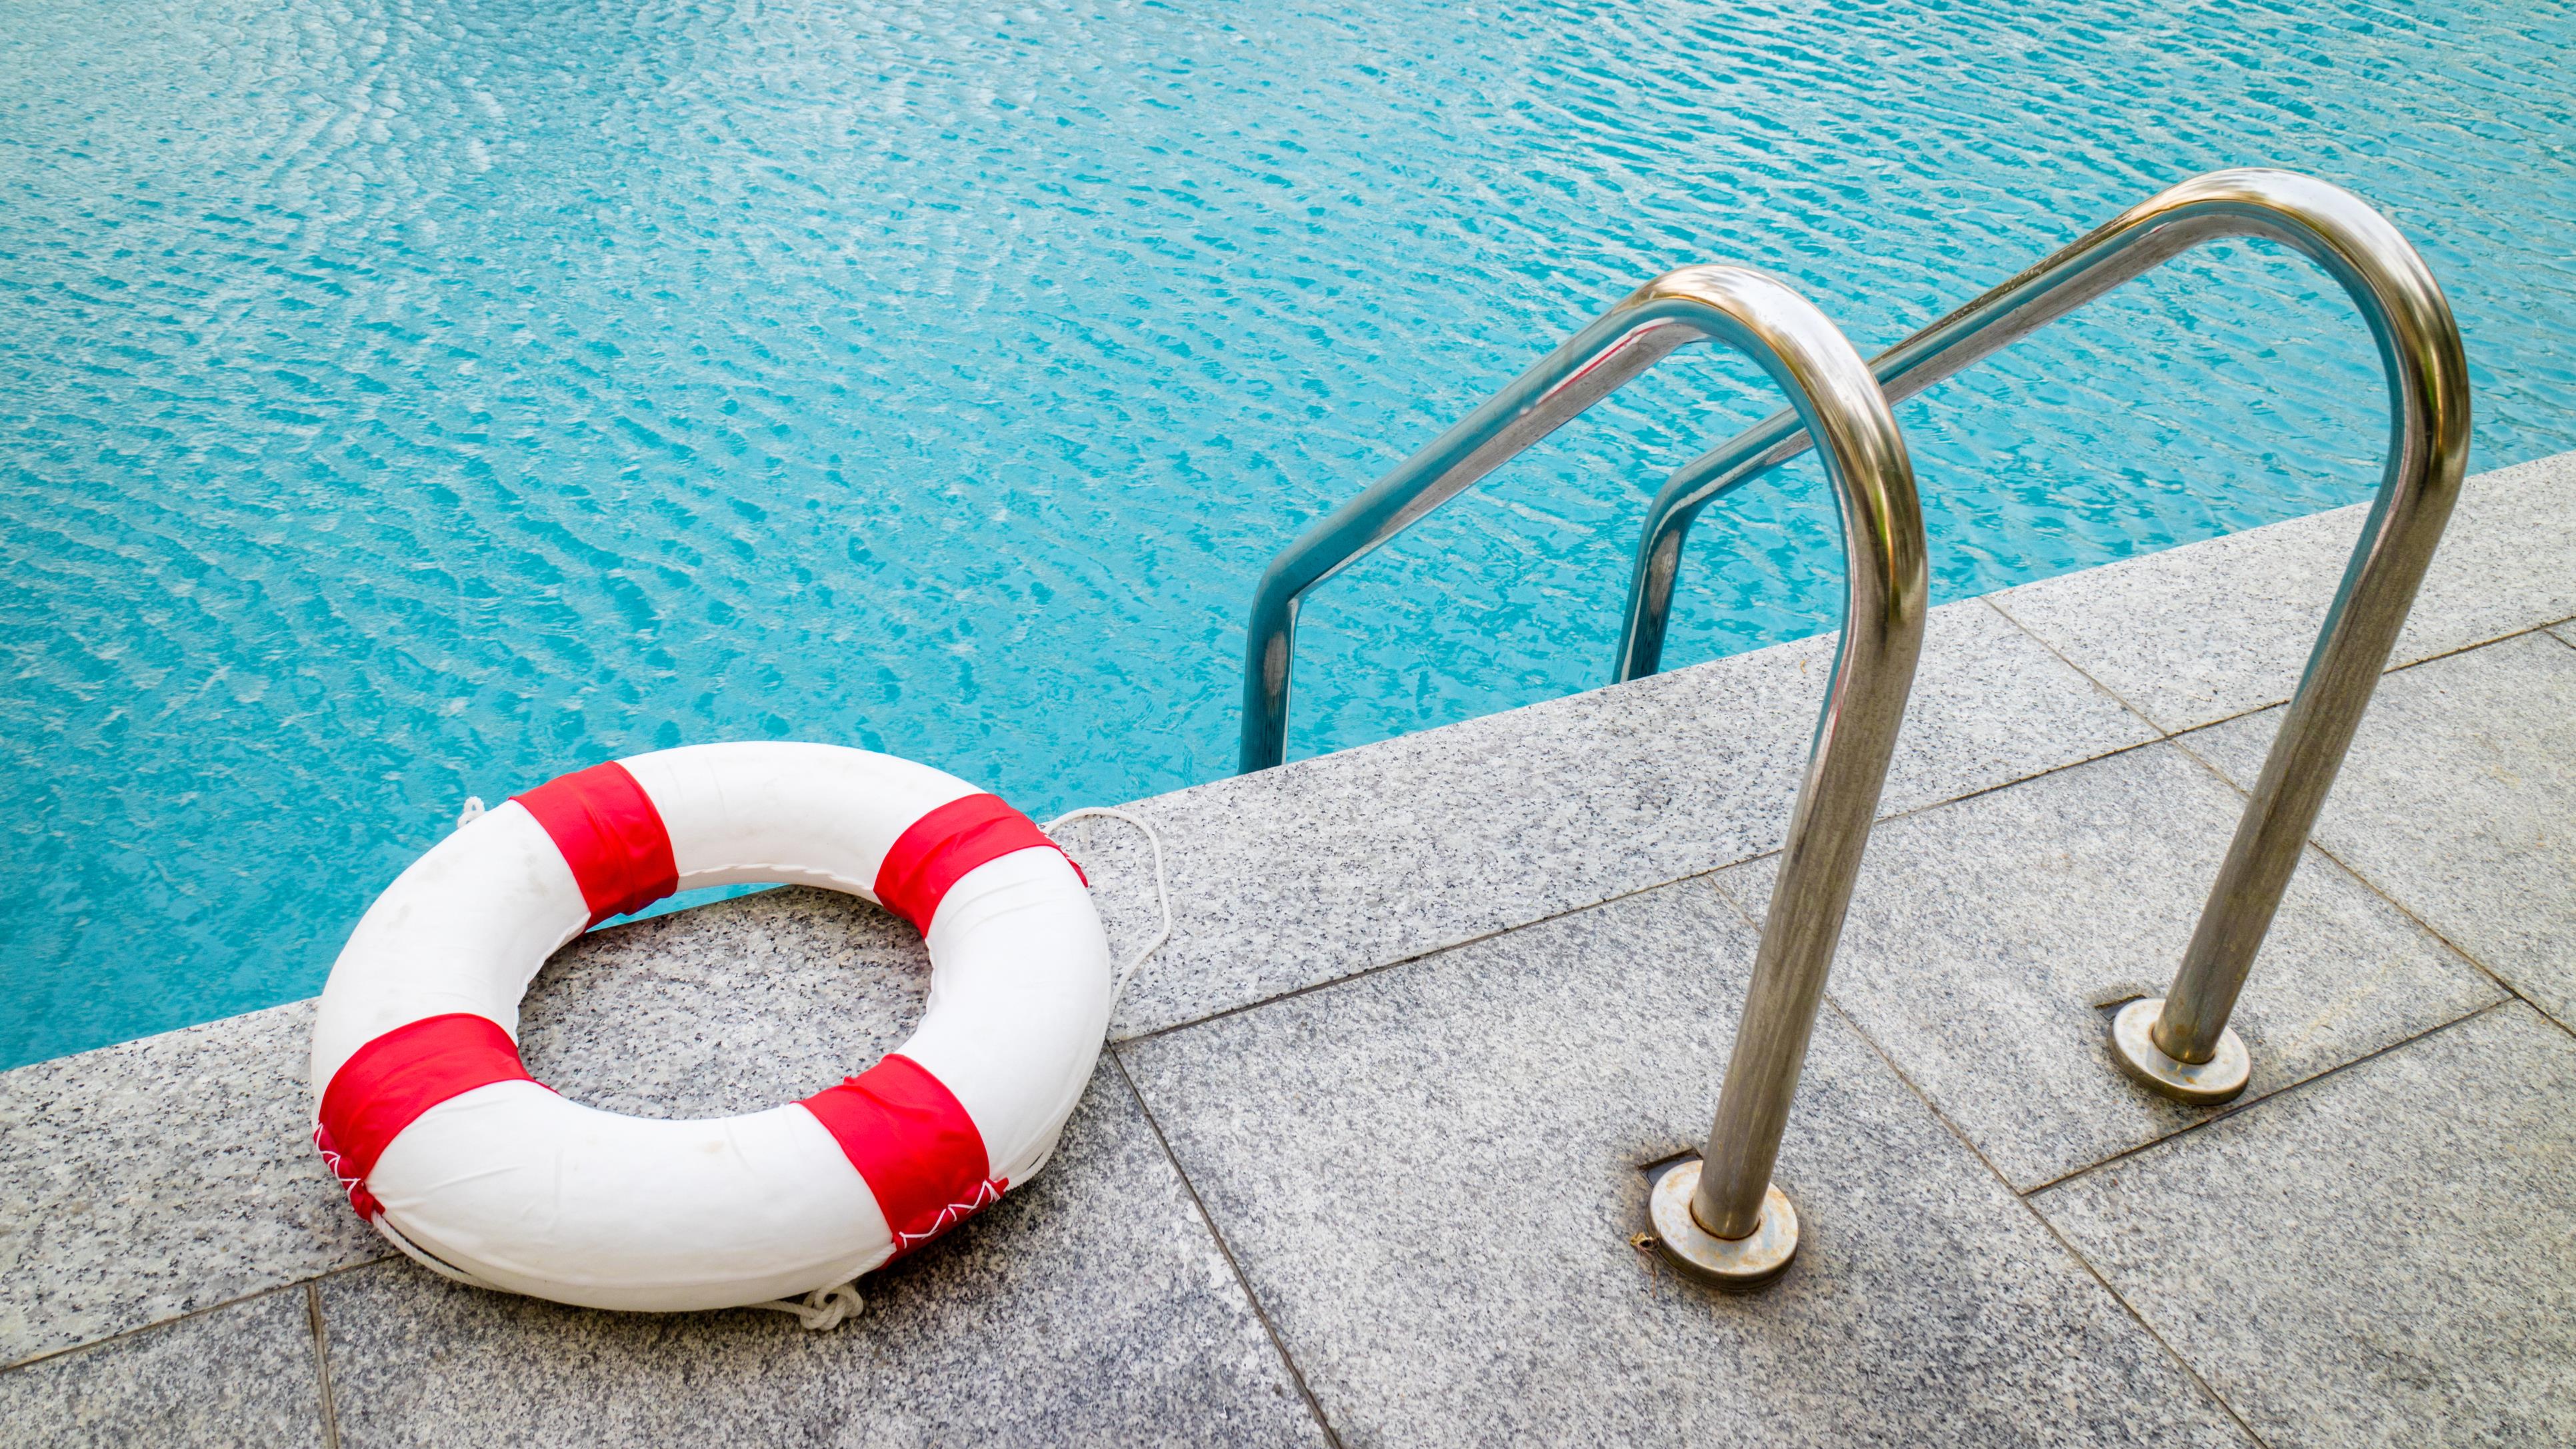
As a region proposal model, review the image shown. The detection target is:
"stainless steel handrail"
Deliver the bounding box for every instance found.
[1614,169,2471,1102]
[1236,267,1928,1282]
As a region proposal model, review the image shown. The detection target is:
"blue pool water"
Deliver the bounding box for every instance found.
[5,0,2574,1068]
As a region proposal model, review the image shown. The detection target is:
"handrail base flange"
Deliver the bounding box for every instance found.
[1646,1162,1798,1287]
[2109,997,2251,1105]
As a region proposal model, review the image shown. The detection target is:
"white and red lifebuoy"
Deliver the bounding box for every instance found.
[307,742,1111,1313]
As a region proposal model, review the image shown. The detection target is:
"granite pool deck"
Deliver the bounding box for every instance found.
[5,449,2575,1447]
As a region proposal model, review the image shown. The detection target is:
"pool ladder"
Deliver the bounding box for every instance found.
[1233,169,2470,1285]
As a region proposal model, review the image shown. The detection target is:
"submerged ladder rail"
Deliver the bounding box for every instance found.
[1236,265,1929,1281]
[1615,169,2471,1100]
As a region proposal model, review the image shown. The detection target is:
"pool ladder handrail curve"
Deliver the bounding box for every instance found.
[1238,266,1928,774]
[1616,167,2471,1094]
[1237,265,1931,1266]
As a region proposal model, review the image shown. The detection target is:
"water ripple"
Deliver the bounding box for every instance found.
[2,0,2572,1065]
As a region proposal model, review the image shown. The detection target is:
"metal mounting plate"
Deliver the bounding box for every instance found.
[1646,1161,1798,1287]
[2109,997,2251,1105]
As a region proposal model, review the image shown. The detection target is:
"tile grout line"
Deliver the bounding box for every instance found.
[1988,585,2575,744]
[1113,862,1763,1047]
[1106,1048,1347,1449]
[2271,831,2569,1038]
[1702,858,2261,1436]
[1119,733,2188,1050]
[1805,996,2028,1204]
[2159,685,2572,1039]
[1869,730,2176,827]
[1702,743,2515,1206]
[1812,996,2277,1449]
[0,1262,391,1380]
[2392,617,2576,673]
[2007,1186,2277,1449]
[2019,998,2517,1198]
[1980,595,2179,740]
[1699,868,1762,934]
[306,1281,341,1449]
[1967,609,2575,1078]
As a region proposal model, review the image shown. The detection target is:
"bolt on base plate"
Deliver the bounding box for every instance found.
[2108,997,2251,1105]
[1645,1161,1797,1287]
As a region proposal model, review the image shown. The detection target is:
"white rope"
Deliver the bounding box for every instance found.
[1044,806,1173,1002]
[455,795,485,829]
[745,1281,865,1330]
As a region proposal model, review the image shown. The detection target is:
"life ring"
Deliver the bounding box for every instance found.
[307,742,1111,1313]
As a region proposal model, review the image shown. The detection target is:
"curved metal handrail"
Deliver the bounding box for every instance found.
[1617,169,2469,1093]
[1237,266,1930,1263]
[1239,267,1922,774]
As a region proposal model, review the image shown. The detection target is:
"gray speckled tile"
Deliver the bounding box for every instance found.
[319,1061,1322,1449]
[1091,594,2148,1038]
[1120,881,2245,1447]
[1994,449,2576,731]
[1720,741,2500,1189]
[2035,1004,2576,1449]
[520,883,931,1115]
[2403,449,2576,659]
[2187,631,2576,1022]
[0,1286,323,1449]
[1892,597,2161,796]
[1990,505,2353,730]
[0,1002,381,1368]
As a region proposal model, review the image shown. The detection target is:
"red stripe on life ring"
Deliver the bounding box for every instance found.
[800,1054,1002,1255]
[872,792,1082,930]
[315,1014,538,1218]
[514,760,679,926]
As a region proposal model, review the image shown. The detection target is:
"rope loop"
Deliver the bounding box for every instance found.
[1043,806,1173,1001]
[749,1280,865,1331]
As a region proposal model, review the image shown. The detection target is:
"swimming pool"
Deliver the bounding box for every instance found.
[4,0,2573,1068]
